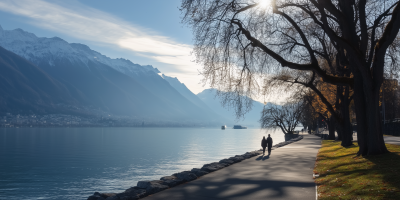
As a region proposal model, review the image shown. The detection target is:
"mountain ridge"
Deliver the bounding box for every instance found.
[0,26,224,123]
[197,88,267,126]
[0,45,86,115]
[0,26,159,76]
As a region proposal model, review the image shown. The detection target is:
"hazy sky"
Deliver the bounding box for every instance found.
[0,0,207,93]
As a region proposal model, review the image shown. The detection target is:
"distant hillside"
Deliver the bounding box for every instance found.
[161,74,227,120]
[197,89,267,127]
[0,46,82,115]
[0,26,224,123]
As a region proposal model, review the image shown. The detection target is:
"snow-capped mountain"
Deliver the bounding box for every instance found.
[0,45,81,115]
[0,26,225,122]
[0,25,159,76]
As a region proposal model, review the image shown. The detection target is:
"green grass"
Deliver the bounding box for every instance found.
[314,141,400,199]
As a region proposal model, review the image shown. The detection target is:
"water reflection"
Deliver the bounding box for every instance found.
[0,127,286,200]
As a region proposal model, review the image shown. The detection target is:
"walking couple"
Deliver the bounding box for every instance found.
[261,134,273,155]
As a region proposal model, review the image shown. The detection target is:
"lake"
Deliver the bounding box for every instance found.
[0,127,289,200]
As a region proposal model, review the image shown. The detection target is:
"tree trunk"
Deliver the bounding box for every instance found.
[364,85,388,155]
[279,125,288,134]
[352,69,368,155]
[314,122,318,133]
[328,115,336,140]
[336,86,343,141]
[341,85,353,147]
[351,64,388,155]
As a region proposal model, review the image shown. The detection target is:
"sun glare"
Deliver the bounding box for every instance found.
[259,0,271,9]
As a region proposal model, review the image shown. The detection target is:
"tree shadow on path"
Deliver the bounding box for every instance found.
[145,177,315,200]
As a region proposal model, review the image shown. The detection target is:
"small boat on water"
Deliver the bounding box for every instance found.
[221,125,226,129]
[233,125,247,129]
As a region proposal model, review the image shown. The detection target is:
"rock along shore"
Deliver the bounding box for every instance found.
[87,135,303,200]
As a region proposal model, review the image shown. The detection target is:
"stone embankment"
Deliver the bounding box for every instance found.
[87,135,303,200]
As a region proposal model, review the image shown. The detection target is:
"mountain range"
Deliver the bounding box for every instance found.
[197,89,266,127]
[0,26,266,125]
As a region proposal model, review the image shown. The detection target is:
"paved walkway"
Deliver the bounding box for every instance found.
[144,135,321,200]
[384,135,400,145]
[342,133,400,145]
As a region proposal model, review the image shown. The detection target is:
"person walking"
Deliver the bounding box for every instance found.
[266,134,273,155]
[261,136,267,155]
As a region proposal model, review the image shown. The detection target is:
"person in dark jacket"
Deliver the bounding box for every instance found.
[261,136,267,155]
[266,134,273,155]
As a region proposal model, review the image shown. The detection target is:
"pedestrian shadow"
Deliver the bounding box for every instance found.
[255,155,263,160]
[255,155,270,161]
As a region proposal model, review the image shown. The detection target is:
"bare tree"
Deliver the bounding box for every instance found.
[260,102,303,134]
[181,0,400,155]
[268,68,354,144]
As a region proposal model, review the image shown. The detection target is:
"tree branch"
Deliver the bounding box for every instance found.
[230,19,354,86]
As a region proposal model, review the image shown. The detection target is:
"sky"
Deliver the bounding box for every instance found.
[0,0,207,94]
[0,0,285,104]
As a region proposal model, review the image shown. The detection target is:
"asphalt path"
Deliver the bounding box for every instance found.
[144,134,321,200]
[384,135,400,145]
[348,133,400,145]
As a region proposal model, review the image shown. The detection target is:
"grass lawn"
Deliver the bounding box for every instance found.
[314,141,400,199]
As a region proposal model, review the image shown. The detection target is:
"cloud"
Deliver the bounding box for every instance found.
[118,38,192,57]
[0,0,205,92]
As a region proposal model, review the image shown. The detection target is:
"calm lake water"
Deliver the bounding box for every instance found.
[0,127,288,200]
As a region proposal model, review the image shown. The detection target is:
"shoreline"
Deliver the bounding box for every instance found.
[87,134,304,200]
